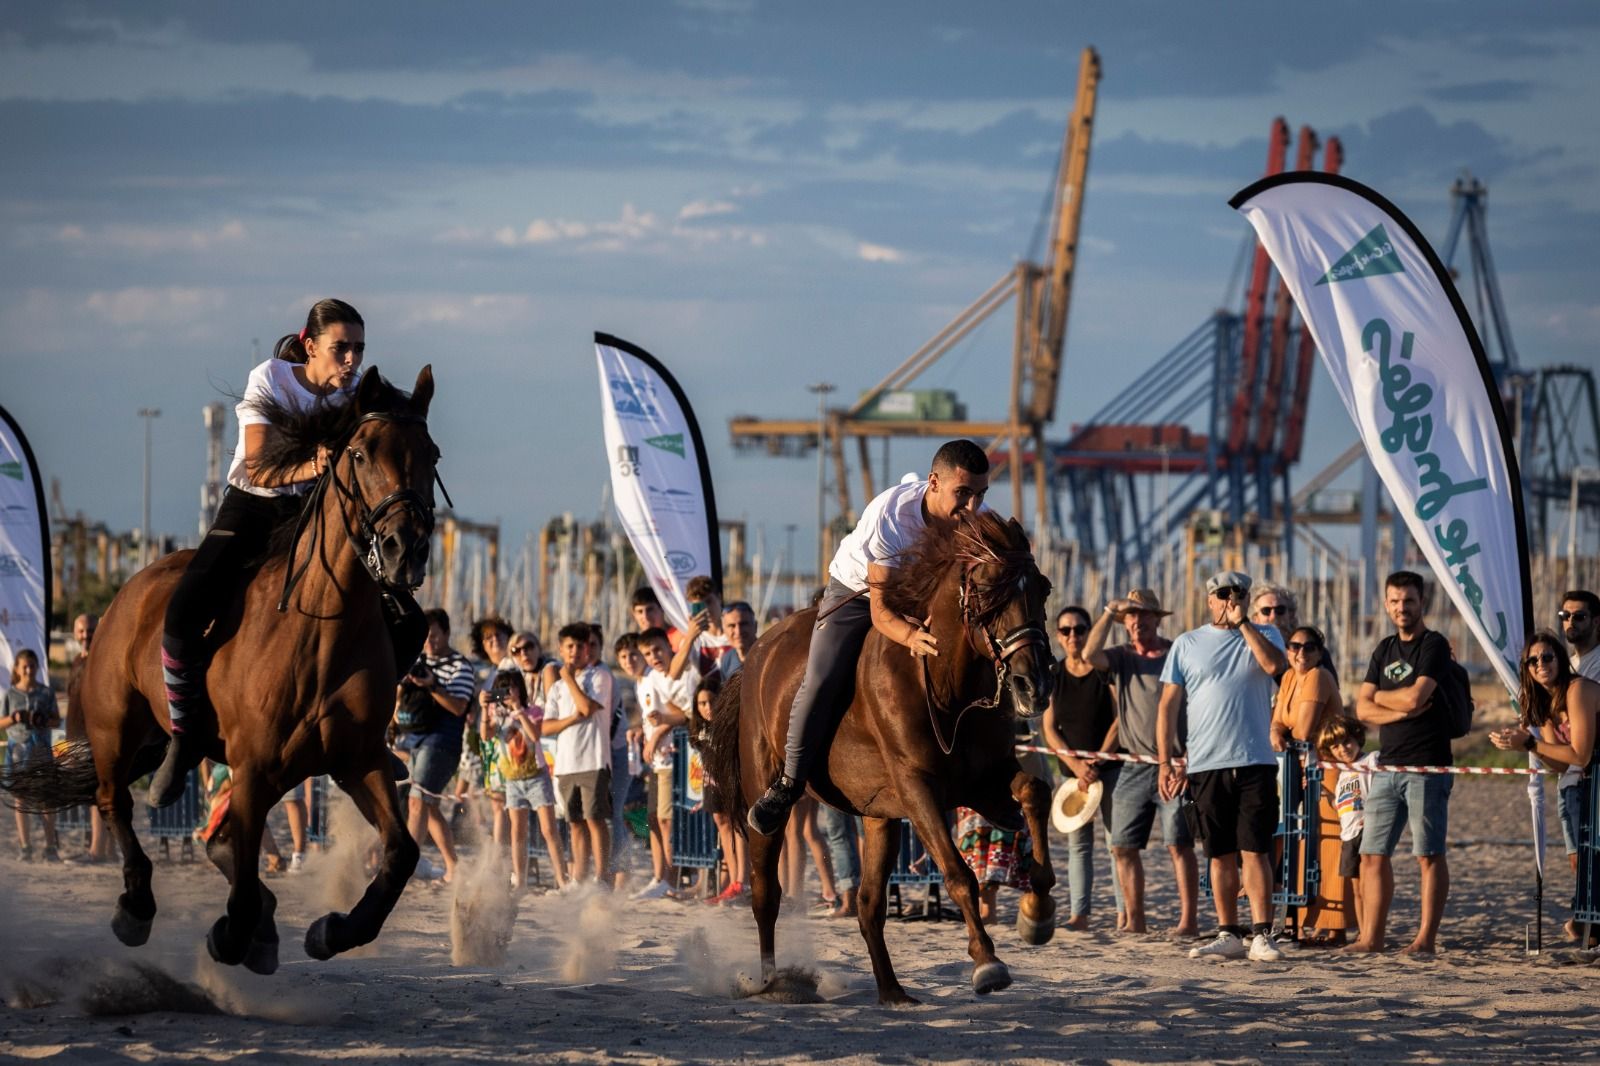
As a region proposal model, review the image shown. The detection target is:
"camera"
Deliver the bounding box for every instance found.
[489,669,519,704]
[405,658,432,685]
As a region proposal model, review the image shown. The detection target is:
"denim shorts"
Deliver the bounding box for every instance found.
[505,773,555,812]
[1109,761,1193,850]
[397,735,461,805]
[1361,770,1453,857]
[1560,783,1583,856]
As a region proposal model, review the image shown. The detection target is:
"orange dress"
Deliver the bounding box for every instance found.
[1271,666,1349,932]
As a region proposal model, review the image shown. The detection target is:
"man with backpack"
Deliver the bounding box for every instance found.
[1350,570,1458,956]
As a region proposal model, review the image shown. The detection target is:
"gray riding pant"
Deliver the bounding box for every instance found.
[782,579,874,782]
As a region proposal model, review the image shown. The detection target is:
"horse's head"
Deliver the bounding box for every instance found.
[950,512,1053,718]
[335,365,440,590]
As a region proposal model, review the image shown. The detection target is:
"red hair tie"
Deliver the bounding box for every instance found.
[298,327,307,343]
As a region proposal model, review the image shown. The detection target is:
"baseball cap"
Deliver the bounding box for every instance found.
[1205,570,1253,596]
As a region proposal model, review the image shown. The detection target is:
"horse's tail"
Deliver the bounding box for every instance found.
[703,669,748,837]
[1,740,98,813]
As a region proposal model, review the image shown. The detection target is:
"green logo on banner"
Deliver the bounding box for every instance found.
[1316,224,1405,286]
[0,461,21,481]
[645,433,685,457]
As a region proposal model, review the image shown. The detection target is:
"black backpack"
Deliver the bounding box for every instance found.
[1436,656,1475,740]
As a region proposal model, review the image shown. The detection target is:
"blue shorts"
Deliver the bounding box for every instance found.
[397,734,461,805]
[1109,762,1193,850]
[505,774,555,812]
[1560,782,1583,856]
[1361,770,1453,858]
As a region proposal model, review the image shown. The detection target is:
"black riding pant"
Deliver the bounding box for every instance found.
[781,579,874,783]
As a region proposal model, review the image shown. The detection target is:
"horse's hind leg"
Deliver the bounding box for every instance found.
[857,816,916,1006]
[102,776,155,946]
[748,824,785,986]
[1012,770,1057,945]
[205,770,271,967]
[202,791,280,975]
[899,781,1011,996]
[307,759,419,960]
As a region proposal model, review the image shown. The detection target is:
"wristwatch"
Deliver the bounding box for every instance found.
[1523,733,1537,752]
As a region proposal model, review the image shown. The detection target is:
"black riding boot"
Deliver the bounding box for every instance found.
[148,637,214,808]
[747,774,804,837]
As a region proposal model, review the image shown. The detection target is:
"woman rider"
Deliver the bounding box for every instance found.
[149,298,370,806]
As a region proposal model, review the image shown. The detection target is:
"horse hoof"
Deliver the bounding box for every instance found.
[111,905,153,947]
[305,913,347,961]
[206,916,249,967]
[880,989,921,1007]
[243,934,280,976]
[1017,909,1056,946]
[972,961,1012,995]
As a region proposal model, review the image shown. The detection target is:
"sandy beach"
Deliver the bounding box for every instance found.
[0,775,1590,1065]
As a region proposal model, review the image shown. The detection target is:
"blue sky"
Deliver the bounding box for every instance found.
[2,2,1596,568]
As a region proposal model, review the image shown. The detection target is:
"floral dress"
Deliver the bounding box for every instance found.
[954,806,1033,889]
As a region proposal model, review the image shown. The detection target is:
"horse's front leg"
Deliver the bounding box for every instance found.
[898,779,1012,996]
[1011,769,1057,945]
[857,816,916,1005]
[306,757,419,960]
[206,769,271,967]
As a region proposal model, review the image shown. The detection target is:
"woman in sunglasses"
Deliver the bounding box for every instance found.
[1490,630,1600,943]
[1269,626,1351,945]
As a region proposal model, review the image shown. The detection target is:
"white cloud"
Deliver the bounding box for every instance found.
[55,219,248,253]
[82,286,227,327]
[857,241,907,263]
[678,199,738,221]
[1081,235,1117,255]
[444,202,766,254]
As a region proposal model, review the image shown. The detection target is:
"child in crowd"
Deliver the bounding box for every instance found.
[693,674,748,904]
[1323,716,1372,932]
[6,649,61,862]
[631,628,693,900]
[489,667,566,892]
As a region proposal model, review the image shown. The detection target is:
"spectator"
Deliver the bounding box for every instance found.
[6,649,61,862]
[1491,630,1600,945]
[68,612,112,863]
[485,666,564,892]
[589,622,635,889]
[462,617,515,842]
[630,628,689,900]
[1082,588,1199,938]
[1560,591,1600,682]
[393,608,474,884]
[671,576,739,681]
[1042,605,1125,931]
[631,586,682,651]
[953,807,1033,921]
[1158,570,1288,963]
[721,601,759,679]
[814,806,860,918]
[1250,582,1299,643]
[509,631,552,706]
[1351,570,1454,956]
[1323,716,1372,944]
[542,622,615,884]
[1270,625,1351,945]
[694,673,748,903]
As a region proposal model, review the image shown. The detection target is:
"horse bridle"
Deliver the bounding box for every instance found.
[924,532,1049,755]
[277,411,452,612]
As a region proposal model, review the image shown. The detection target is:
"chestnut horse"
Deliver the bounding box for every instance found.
[5,366,439,972]
[706,511,1057,1004]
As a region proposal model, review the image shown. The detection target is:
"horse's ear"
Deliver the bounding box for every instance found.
[354,366,384,413]
[411,365,434,419]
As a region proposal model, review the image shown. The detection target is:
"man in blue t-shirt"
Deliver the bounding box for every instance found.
[1157,570,1287,963]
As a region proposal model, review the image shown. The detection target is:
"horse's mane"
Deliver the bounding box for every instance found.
[245,367,420,560]
[874,510,1033,628]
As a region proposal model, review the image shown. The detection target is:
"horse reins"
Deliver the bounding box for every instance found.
[277,411,451,613]
[922,531,1048,756]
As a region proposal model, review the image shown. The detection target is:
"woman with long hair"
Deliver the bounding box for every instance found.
[151,299,371,805]
[1491,630,1600,943]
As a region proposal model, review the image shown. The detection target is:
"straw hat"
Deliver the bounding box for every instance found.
[1050,777,1104,835]
[1122,587,1172,617]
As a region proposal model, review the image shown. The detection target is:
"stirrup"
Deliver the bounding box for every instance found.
[747,774,802,837]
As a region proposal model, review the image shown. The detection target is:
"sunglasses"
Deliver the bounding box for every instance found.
[1286,640,1320,653]
[1257,605,1288,617]
[1526,652,1558,667]
[1212,586,1244,600]
[1058,624,1088,637]
[1558,610,1591,623]
[510,644,536,655]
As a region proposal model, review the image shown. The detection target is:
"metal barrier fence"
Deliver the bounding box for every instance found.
[1273,741,1322,914]
[1576,767,1600,925]
[50,768,206,841]
[670,729,722,871]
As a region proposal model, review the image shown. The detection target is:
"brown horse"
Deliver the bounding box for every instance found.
[5,366,439,973]
[706,510,1057,1004]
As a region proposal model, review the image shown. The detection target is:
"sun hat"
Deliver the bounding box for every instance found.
[1050,777,1104,835]
[1121,587,1172,617]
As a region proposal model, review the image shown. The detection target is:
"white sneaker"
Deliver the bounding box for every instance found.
[630,878,661,899]
[1188,931,1247,960]
[1268,929,1298,951]
[1249,933,1284,962]
[633,879,671,901]
[288,852,306,873]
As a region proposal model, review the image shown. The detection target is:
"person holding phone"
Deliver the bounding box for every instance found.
[669,575,739,681]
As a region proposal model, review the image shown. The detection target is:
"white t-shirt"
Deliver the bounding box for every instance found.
[228,359,355,497]
[686,629,739,678]
[829,474,931,591]
[544,663,615,776]
[1573,645,1600,683]
[638,666,697,770]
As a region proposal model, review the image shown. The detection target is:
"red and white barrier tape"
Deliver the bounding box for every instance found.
[1014,744,1553,777]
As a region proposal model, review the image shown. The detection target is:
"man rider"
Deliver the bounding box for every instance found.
[747,439,990,836]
